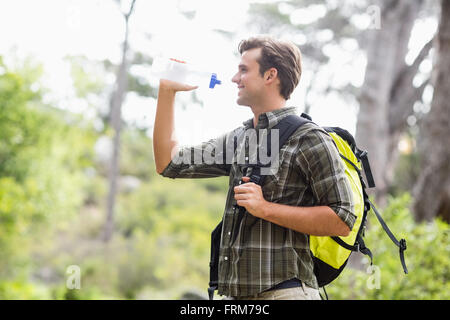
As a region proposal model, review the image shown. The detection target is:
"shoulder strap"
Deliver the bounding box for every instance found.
[276,114,311,149]
[369,200,408,274]
[356,148,376,188]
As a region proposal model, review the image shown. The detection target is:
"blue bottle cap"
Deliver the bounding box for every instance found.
[209,73,222,89]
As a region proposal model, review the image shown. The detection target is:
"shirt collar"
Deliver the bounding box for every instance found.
[242,106,299,130]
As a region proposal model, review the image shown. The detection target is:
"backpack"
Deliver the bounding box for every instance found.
[208,113,408,300]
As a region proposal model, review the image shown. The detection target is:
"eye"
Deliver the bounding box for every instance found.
[239,66,247,73]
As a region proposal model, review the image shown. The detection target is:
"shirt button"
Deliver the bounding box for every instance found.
[224,256,228,261]
[228,232,231,236]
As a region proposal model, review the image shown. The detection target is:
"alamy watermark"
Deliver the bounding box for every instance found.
[171,128,280,176]
[366,5,381,30]
[66,265,81,290]
[366,264,381,290]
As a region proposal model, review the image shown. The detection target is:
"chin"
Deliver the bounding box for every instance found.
[236,97,250,107]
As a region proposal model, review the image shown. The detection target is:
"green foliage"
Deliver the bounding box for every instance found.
[0,56,96,292]
[0,280,52,300]
[18,173,227,300]
[326,194,450,299]
[111,176,226,298]
[119,128,157,180]
[66,55,107,98]
[0,59,42,181]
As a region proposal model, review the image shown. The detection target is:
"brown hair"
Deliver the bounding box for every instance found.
[238,36,302,100]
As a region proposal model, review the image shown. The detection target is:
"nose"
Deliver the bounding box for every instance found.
[231,72,239,84]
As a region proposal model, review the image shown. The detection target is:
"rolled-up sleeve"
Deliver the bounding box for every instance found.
[160,132,232,179]
[295,129,356,230]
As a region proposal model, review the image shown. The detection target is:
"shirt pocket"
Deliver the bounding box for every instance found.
[267,156,307,204]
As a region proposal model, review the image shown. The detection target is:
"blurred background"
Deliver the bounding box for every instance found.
[0,0,448,299]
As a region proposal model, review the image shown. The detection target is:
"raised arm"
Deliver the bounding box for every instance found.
[153,79,197,174]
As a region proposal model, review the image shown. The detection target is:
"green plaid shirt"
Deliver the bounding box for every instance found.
[161,106,355,297]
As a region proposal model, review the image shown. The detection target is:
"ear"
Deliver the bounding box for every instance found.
[264,68,278,83]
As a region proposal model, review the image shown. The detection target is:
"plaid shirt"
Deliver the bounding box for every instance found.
[161,106,355,297]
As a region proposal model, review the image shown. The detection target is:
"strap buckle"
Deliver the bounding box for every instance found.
[399,239,407,251]
[207,286,216,300]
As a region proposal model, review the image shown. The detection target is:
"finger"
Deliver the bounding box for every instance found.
[234,184,253,193]
[235,184,257,195]
[241,176,251,183]
[236,200,249,207]
[159,79,198,92]
[234,193,249,200]
[180,85,199,91]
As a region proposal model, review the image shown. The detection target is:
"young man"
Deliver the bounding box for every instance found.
[153,36,355,300]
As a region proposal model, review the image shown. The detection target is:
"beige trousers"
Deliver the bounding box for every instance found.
[226,283,322,300]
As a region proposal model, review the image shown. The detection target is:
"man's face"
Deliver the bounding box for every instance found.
[231,48,266,107]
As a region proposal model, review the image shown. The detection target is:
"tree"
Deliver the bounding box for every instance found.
[355,0,434,205]
[412,0,450,223]
[102,0,137,242]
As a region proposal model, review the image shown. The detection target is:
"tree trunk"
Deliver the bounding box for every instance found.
[412,0,450,223]
[102,0,136,242]
[356,0,424,206]
[386,37,433,183]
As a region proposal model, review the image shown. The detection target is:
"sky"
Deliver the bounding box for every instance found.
[0,0,437,147]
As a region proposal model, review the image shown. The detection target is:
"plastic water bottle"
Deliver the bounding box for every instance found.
[151,57,222,89]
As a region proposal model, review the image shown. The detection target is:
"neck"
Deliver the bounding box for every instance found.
[251,96,286,127]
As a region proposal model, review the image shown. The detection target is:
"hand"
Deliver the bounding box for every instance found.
[159,79,198,92]
[233,176,268,218]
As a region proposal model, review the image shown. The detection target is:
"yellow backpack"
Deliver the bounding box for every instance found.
[300,115,408,287]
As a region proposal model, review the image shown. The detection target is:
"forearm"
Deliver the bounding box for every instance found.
[153,86,179,174]
[262,201,350,237]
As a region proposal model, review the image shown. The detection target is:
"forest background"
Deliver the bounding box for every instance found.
[0,0,448,299]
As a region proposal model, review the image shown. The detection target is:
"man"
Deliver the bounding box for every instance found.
[153,36,355,300]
